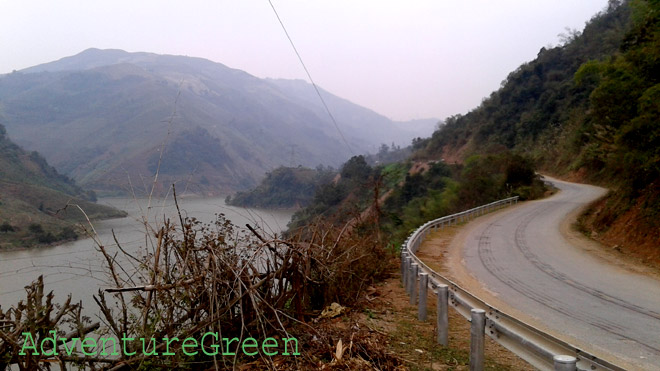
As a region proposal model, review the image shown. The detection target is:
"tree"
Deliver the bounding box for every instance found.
[58,226,78,241]
[0,222,15,233]
[28,223,44,235]
[378,143,390,157]
[340,155,371,182]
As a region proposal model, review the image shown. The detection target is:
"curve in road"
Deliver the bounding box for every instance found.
[441,177,660,370]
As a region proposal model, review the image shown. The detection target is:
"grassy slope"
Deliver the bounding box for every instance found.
[0,125,126,248]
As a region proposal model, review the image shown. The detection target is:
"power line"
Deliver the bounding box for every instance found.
[267,0,355,156]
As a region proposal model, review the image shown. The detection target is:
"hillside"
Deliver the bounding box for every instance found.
[0,124,126,248]
[226,165,336,209]
[265,78,438,151]
[416,0,659,263]
[0,49,435,196]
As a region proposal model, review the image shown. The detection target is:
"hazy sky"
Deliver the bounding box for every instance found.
[1,0,608,121]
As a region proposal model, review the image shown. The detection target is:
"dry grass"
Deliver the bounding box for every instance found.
[353,275,531,370]
[410,226,532,370]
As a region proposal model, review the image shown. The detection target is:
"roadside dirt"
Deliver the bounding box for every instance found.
[560,198,660,281]
[542,173,660,277]
[265,263,530,370]
[352,269,532,370]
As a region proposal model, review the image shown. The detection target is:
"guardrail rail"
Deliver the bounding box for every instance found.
[400,196,625,371]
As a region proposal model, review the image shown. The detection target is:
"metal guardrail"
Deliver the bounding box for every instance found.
[401,197,625,371]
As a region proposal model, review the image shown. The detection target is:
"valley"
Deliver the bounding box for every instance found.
[0,49,435,196]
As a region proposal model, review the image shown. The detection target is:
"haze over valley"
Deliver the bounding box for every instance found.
[0,48,435,195]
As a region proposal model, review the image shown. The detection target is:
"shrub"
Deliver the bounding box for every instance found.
[28,223,44,234]
[0,222,15,233]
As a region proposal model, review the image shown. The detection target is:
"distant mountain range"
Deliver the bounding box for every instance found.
[0,48,436,195]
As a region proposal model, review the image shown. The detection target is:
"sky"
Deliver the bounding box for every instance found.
[1,0,609,121]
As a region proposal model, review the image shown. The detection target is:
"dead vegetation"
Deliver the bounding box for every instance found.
[0,188,395,370]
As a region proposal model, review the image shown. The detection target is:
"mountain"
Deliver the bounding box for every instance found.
[0,49,435,195]
[265,78,438,152]
[415,0,659,262]
[0,124,126,248]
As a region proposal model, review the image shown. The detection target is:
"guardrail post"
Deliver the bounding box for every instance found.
[470,309,486,371]
[437,284,448,346]
[405,257,413,295]
[418,273,428,321]
[404,256,410,294]
[410,263,419,305]
[553,355,577,371]
[401,251,407,283]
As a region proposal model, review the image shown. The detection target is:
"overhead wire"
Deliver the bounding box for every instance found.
[267,0,355,156]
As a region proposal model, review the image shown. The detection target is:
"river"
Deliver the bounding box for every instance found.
[0,196,294,312]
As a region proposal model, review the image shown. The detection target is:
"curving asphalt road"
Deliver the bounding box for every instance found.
[455,177,660,370]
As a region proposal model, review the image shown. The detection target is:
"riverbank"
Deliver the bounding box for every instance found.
[0,196,294,310]
[0,191,128,250]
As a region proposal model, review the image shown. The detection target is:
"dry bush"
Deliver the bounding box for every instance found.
[0,276,96,370]
[289,216,392,312]
[1,191,394,370]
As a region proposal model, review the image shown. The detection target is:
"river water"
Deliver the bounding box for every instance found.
[0,196,294,312]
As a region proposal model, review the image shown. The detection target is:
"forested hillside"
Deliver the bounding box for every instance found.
[226,165,336,208]
[287,152,545,247]
[0,124,125,248]
[415,0,659,263]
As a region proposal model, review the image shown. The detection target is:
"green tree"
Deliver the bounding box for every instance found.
[340,155,371,182]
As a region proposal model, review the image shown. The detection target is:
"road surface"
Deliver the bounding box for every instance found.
[444,177,660,369]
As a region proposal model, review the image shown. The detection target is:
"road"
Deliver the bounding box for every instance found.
[446,177,660,370]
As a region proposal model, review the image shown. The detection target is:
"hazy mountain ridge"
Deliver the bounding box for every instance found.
[0,48,435,195]
[266,78,438,152]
